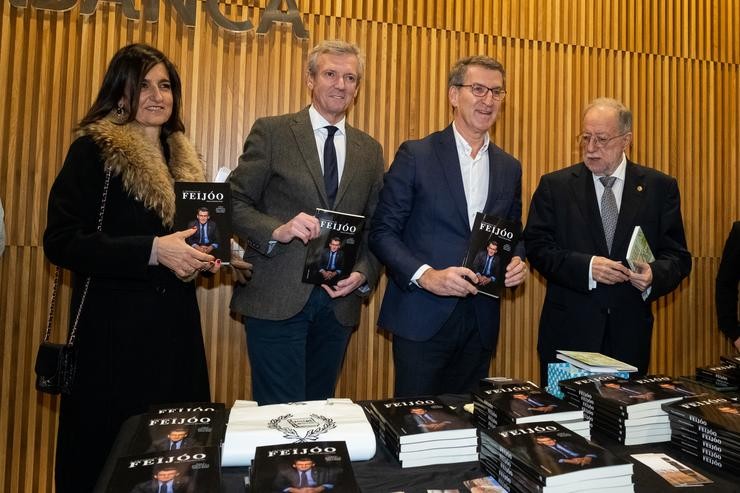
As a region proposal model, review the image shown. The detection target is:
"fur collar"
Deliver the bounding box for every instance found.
[79,118,205,228]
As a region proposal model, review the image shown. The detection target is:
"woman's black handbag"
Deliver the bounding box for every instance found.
[35,167,111,395]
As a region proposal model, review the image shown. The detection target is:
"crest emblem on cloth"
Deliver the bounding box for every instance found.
[267,413,337,442]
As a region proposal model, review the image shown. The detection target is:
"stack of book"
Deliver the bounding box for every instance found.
[480,421,634,493]
[473,379,590,439]
[249,441,361,492]
[106,402,226,492]
[365,397,478,468]
[696,358,740,390]
[559,375,700,445]
[662,395,740,475]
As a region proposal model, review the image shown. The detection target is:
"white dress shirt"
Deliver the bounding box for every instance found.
[411,125,491,284]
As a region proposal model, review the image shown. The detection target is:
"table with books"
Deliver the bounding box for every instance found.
[95,390,740,493]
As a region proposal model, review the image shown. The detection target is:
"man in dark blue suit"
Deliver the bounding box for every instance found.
[370,56,527,397]
[524,98,691,384]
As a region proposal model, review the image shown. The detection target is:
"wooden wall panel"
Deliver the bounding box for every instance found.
[1,0,739,491]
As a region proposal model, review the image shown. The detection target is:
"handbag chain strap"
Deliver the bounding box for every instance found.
[43,166,113,346]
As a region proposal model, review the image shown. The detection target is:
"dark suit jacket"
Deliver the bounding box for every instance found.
[369,125,523,349]
[228,107,385,326]
[146,436,199,453]
[472,250,500,281]
[716,221,740,342]
[524,160,691,374]
[320,248,345,273]
[273,466,336,490]
[130,477,189,493]
[186,220,220,248]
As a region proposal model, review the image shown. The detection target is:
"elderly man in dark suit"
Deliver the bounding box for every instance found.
[524,97,692,385]
[370,55,527,397]
[229,40,384,405]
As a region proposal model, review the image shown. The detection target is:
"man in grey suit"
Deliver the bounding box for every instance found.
[229,40,385,405]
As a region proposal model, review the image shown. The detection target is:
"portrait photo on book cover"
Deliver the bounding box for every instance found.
[128,463,191,493]
[146,425,202,452]
[304,236,358,286]
[267,455,350,492]
[185,206,226,258]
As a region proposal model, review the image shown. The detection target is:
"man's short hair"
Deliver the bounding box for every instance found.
[448,55,505,89]
[487,240,498,248]
[197,207,209,214]
[307,40,365,82]
[330,237,341,244]
[583,97,633,134]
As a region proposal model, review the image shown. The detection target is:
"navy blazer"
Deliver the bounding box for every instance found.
[369,125,523,349]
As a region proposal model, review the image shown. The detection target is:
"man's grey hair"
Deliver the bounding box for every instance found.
[584,97,633,133]
[307,40,365,82]
[448,55,505,88]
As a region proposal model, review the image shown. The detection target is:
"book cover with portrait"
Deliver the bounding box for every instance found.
[174,182,232,263]
[128,410,226,455]
[250,441,359,493]
[106,446,220,493]
[462,213,520,298]
[302,208,365,286]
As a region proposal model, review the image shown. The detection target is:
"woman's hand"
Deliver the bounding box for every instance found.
[157,228,217,278]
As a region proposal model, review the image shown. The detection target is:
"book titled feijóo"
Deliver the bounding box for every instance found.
[302,208,365,287]
[128,410,226,455]
[462,213,520,298]
[250,441,360,493]
[174,182,232,263]
[106,446,220,493]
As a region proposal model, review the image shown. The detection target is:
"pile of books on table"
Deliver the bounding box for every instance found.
[662,395,740,475]
[364,396,478,468]
[249,440,361,492]
[480,421,634,492]
[106,402,226,493]
[559,374,701,445]
[695,355,740,391]
[473,378,590,440]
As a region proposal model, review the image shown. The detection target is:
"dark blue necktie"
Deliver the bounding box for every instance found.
[329,252,336,269]
[158,482,167,493]
[323,126,339,206]
[484,256,493,275]
[299,471,307,487]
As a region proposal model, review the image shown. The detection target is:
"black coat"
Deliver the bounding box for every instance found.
[524,161,691,381]
[44,120,211,493]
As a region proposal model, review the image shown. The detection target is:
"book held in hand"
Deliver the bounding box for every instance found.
[462,213,521,298]
[106,446,220,493]
[302,208,365,286]
[626,225,654,271]
[174,182,232,263]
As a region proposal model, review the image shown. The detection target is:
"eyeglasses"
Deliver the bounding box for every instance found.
[455,83,507,100]
[577,133,628,148]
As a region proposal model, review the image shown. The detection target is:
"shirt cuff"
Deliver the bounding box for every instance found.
[411,264,432,287]
[149,237,159,266]
[588,256,597,290]
[642,286,651,300]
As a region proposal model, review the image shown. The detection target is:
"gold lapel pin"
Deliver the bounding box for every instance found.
[637,185,643,192]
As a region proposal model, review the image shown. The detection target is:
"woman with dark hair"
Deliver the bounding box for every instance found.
[43,43,218,492]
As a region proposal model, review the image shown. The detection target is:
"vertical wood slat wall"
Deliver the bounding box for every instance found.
[0,0,738,491]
